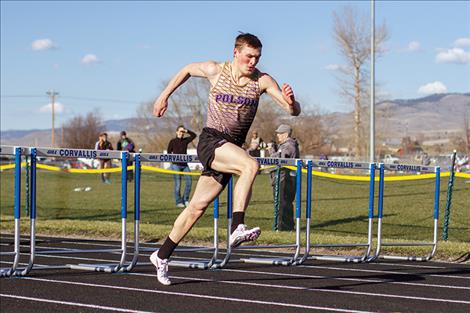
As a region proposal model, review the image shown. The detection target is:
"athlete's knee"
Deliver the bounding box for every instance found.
[187,199,209,216]
[241,158,259,177]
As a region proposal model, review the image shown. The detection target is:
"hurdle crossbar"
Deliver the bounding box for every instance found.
[370,163,441,262]
[307,161,376,263]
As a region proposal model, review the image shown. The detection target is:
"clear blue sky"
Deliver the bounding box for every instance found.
[1,1,469,131]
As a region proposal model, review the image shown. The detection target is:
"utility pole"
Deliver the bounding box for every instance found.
[46,90,59,147]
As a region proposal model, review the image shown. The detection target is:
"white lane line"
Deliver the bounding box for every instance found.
[3,254,469,291]
[299,264,470,280]
[161,274,470,305]
[0,237,454,266]
[18,273,470,307]
[15,277,375,313]
[5,259,469,304]
[3,239,469,280]
[221,268,470,291]
[375,262,446,269]
[0,294,155,313]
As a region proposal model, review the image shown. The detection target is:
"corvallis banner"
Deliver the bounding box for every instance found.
[145,154,199,163]
[44,149,102,158]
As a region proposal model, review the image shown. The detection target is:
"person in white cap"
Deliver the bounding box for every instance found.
[270,124,300,231]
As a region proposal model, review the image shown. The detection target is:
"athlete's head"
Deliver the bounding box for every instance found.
[233,33,262,75]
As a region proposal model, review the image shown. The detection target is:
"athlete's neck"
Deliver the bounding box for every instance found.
[230,61,252,84]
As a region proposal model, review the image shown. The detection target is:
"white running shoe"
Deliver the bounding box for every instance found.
[229,224,261,248]
[150,251,171,286]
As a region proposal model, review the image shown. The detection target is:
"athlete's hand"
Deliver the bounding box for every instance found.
[281,83,295,106]
[153,96,168,117]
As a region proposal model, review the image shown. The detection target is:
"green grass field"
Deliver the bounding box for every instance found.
[1,168,469,260]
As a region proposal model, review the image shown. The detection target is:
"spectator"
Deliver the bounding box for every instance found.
[270,124,299,231]
[117,131,136,182]
[95,132,113,184]
[247,130,264,157]
[167,125,197,208]
[266,139,278,157]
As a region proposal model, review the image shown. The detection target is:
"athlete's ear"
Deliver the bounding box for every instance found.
[233,47,238,58]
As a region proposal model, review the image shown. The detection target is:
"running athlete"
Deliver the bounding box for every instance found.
[151,33,301,285]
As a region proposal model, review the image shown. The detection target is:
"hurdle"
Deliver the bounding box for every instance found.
[26,147,139,273]
[370,163,441,261]
[213,157,307,267]
[307,160,376,263]
[136,153,222,269]
[0,146,36,277]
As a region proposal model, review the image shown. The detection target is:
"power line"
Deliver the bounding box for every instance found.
[1,95,46,98]
[56,96,142,104]
[1,95,143,103]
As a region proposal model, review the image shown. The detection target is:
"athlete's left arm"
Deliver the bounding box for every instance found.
[260,74,301,116]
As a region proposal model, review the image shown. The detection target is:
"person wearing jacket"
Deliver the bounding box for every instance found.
[270,124,300,231]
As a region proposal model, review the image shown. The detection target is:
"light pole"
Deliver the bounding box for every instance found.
[46,90,59,147]
[370,0,376,163]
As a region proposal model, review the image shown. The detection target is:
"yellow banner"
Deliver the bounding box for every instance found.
[0,162,467,181]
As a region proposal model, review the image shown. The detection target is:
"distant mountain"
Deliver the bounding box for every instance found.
[322,92,470,147]
[0,118,140,147]
[2,93,469,148]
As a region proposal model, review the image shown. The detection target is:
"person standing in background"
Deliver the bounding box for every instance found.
[270,124,299,231]
[117,130,136,182]
[167,125,197,208]
[95,132,114,184]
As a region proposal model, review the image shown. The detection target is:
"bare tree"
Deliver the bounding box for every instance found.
[464,108,470,154]
[333,6,389,159]
[249,98,284,144]
[294,107,329,156]
[134,78,210,152]
[62,110,104,149]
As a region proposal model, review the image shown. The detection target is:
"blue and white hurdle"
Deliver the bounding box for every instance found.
[307,160,377,263]
[27,147,140,273]
[136,153,223,269]
[213,158,309,267]
[370,163,441,261]
[0,146,35,277]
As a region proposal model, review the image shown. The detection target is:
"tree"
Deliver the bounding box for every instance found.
[134,78,209,152]
[332,6,389,159]
[293,107,329,156]
[463,108,470,154]
[62,110,104,149]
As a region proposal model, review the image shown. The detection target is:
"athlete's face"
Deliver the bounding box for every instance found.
[234,45,261,75]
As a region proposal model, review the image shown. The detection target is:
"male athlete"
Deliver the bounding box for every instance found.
[151,33,301,285]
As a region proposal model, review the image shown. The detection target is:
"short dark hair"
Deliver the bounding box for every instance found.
[176,125,185,131]
[120,131,127,136]
[235,33,262,50]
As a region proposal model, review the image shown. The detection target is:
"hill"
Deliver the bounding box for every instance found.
[1,93,469,149]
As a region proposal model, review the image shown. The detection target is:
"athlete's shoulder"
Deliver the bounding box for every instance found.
[201,61,224,76]
[258,71,277,90]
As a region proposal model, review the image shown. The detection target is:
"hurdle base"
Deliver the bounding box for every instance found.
[240,257,293,266]
[169,260,214,269]
[309,255,366,263]
[380,255,429,262]
[68,263,122,273]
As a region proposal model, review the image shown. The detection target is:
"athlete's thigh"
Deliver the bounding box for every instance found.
[210,142,255,174]
[190,175,224,206]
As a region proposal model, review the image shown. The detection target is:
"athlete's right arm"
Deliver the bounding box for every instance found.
[153,61,221,117]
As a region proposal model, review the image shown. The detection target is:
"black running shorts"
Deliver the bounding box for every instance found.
[197,127,238,187]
